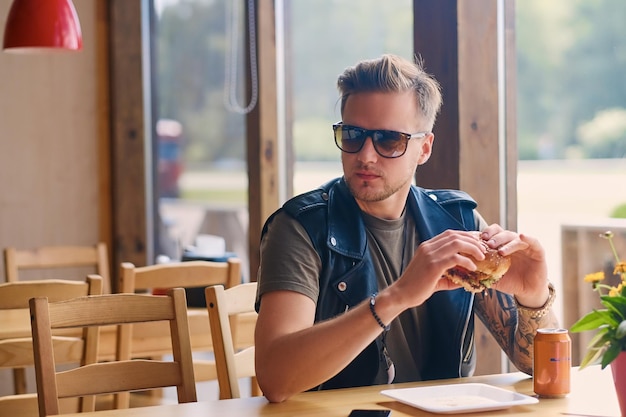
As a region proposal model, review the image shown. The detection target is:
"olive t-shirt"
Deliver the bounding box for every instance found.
[257,204,486,384]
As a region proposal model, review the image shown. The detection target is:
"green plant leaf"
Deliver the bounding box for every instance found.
[587,329,610,350]
[602,343,622,368]
[617,320,626,339]
[578,331,610,369]
[601,296,626,320]
[598,308,620,327]
[579,346,605,369]
[571,310,610,331]
[602,295,626,308]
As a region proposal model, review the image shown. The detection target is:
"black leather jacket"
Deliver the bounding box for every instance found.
[261,177,480,390]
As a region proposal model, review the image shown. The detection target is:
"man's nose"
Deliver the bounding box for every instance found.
[357,136,379,160]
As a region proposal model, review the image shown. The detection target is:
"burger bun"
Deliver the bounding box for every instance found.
[444,246,511,293]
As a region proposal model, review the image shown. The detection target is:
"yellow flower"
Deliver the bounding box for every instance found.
[609,284,623,297]
[615,261,626,276]
[583,272,605,283]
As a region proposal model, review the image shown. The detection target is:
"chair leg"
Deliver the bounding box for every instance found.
[13,368,27,394]
[251,377,262,397]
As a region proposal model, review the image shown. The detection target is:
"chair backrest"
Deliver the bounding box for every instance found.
[119,259,241,294]
[29,288,197,417]
[0,277,103,417]
[117,259,241,391]
[4,243,111,294]
[205,282,259,399]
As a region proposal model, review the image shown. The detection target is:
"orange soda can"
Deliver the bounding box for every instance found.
[533,328,571,397]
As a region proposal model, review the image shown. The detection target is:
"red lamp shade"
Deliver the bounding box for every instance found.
[3,0,83,53]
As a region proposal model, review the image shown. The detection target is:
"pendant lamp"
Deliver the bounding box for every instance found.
[3,0,83,53]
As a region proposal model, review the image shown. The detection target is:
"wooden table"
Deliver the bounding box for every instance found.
[58,365,619,417]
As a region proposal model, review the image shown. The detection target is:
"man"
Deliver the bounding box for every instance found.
[254,54,559,403]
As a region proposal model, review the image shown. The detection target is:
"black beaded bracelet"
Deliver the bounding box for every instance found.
[369,293,390,331]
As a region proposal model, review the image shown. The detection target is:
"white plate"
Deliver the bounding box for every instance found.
[380,383,539,414]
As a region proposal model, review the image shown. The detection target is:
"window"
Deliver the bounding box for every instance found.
[516,0,626,329]
[152,0,250,278]
[285,0,413,194]
[150,0,413,279]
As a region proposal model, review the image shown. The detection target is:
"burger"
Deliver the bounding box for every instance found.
[444,246,511,293]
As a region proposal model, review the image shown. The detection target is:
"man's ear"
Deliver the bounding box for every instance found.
[417,133,434,165]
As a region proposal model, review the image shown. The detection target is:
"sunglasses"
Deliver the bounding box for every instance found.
[333,122,429,158]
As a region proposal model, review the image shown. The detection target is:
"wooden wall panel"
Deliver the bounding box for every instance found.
[457,0,500,224]
[0,0,110,283]
[0,0,111,395]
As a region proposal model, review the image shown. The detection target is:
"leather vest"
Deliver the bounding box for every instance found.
[261,178,480,390]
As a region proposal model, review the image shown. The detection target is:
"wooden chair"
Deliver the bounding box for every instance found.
[29,288,197,417]
[205,282,260,399]
[117,259,242,403]
[4,243,111,293]
[3,243,110,395]
[0,277,103,417]
[119,259,241,297]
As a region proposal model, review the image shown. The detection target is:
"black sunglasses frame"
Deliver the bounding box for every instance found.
[333,122,429,159]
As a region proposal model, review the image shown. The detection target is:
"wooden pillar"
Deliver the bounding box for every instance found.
[247,0,280,282]
[414,0,517,375]
[95,0,114,288]
[414,0,460,188]
[109,0,148,289]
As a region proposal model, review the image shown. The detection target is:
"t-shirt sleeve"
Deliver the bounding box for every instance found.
[256,210,322,307]
[474,210,489,231]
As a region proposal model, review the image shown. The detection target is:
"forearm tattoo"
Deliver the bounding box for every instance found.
[474,289,559,375]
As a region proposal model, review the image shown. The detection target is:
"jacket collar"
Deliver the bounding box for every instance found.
[410,187,471,240]
[326,179,471,259]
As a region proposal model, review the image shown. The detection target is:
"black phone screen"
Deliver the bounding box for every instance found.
[347,410,392,417]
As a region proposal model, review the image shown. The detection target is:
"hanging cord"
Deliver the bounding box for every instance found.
[224,0,258,114]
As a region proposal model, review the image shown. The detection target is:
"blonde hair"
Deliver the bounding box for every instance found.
[337,54,442,129]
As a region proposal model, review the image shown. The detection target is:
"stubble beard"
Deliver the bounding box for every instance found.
[346,171,408,203]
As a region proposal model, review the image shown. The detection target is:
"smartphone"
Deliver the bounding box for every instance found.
[347,410,391,417]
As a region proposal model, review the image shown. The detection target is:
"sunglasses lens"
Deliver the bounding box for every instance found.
[335,125,366,153]
[373,132,406,158]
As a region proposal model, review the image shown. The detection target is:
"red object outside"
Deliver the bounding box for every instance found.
[157,119,184,199]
